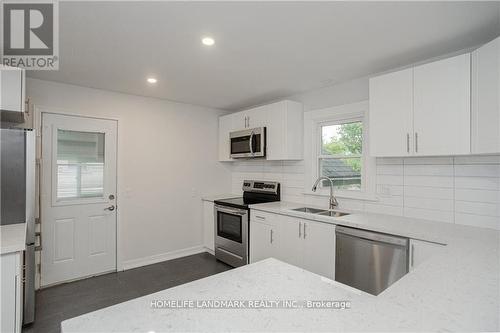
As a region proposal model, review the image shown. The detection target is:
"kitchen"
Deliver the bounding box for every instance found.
[0,1,499,333]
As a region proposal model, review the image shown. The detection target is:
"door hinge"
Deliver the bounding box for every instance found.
[35,217,41,225]
[37,263,41,274]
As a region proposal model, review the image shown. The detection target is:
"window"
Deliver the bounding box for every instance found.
[319,120,363,191]
[56,130,105,200]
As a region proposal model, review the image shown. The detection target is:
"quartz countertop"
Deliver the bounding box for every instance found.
[61,201,500,332]
[1,223,26,254]
[201,194,240,202]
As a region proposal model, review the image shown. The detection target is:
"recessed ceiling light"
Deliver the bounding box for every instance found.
[201,37,215,46]
[147,77,157,84]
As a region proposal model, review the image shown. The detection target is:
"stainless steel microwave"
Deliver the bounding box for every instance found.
[230,127,266,158]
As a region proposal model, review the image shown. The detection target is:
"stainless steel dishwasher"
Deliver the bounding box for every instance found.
[335,226,409,295]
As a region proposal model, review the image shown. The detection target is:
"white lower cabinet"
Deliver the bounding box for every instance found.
[409,239,444,271]
[202,201,215,252]
[250,211,336,279]
[0,251,22,333]
[301,220,336,280]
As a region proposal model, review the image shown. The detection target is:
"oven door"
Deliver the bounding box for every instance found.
[214,205,248,266]
[230,127,265,158]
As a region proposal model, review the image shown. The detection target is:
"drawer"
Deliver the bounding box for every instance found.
[250,210,278,226]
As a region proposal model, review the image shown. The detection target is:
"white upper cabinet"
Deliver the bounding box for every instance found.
[369,68,413,156]
[413,53,471,156]
[0,66,25,115]
[369,53,471,157]
[472,36,500,154]
[218,100,303,161]
[218,115,234,161]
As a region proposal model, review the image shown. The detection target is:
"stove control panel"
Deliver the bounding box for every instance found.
[242,180,279,194]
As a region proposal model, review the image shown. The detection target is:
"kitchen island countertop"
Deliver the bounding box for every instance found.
[62,200,500,333]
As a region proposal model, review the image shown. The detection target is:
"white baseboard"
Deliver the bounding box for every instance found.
[204,247,214,255]
[122,245,207,271]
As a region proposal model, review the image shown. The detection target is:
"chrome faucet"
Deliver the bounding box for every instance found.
[312,176,339,210]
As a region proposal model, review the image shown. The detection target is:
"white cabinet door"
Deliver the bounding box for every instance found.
[302,221,336,279]
[472,37,500,154]
[369,68,414,156]
[218,115,233,161]
[0,66,25,113]
[247,105,267,128]
[0,252,22,333]
[250,220,276,263]
[231,111,247,130]
[266,101,303,160]
[413,54,471,156]
[409,239,444,271]
[202,201,215,252]
[277,215,303,268]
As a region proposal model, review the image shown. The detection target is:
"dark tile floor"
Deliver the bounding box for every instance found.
[22,252,232,333]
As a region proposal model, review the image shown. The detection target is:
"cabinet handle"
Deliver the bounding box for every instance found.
[406,133,410,153]
[415,132,418,153]
[303,223,307,239]
[247,116,250,128]
[270,229,274,244]
[299,222,302,238]
[255,215,265,220]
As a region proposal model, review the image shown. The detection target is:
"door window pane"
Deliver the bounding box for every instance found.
[56,130,105,200]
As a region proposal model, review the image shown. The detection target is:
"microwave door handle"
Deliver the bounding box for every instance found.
[249,131,254,155]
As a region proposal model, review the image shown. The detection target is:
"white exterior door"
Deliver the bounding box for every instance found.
[41,113,117,287]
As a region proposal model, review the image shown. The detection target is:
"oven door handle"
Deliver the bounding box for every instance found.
[215,205,248,216]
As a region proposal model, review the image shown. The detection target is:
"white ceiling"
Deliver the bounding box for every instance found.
[28,1,500,110]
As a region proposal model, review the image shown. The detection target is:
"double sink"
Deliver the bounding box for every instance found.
[291,207,350,217]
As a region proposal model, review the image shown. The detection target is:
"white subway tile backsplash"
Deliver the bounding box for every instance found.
[404,175,454,188]
[455,201,499,217]
[455,177,500,190]
[404,186,454,200]
[454,155,500,165]
[364,203,404,216]
[231,155,500,230]
[454,165,500,177]
[377,175,404,186]
[403,207,454,223]
[455,189,499,204]
[377,164,404,175]
[404,196,454,212]
[455,213,500,230]
[376,157,403,165]
[403,157,453,165]
[404,164,453,176]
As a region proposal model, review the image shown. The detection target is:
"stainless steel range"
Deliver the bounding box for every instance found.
[214,180,280,267]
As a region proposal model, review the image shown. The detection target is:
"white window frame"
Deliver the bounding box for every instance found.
[303,101,376,201]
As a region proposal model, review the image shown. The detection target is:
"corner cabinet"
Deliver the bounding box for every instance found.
[218,100,303,161]
[471,36,500,154]
[0,252,23,333]
[249,211,336,279]
[370,53,471,156]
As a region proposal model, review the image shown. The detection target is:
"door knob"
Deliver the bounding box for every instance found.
[105,205,115,211]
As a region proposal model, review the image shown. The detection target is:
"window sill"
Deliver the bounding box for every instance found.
[303,190,379,202]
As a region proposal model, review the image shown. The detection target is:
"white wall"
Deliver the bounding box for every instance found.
[229,77,500,230]
[27,78,232,269]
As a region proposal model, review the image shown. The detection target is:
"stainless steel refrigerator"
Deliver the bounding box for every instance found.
[1,127,36,325]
